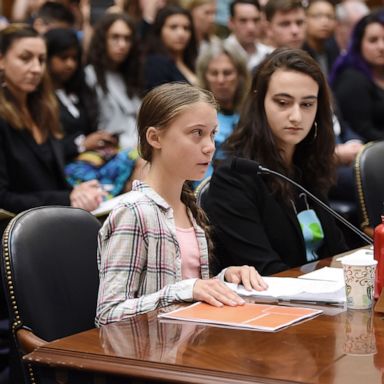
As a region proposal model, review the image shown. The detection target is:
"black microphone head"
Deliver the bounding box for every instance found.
[230,157,263,175]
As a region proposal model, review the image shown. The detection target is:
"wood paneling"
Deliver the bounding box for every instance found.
[1,0,13,19]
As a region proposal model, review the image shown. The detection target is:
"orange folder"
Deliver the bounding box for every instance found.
[159,302,322,332]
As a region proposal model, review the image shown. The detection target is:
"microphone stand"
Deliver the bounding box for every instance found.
[258,165,373,245]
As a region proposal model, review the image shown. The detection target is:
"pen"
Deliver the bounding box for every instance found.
[278,299,345,306]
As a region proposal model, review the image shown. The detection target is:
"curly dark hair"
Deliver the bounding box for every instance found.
[145,5,198,72]
[223,47,336,203]
[87,13,143,97]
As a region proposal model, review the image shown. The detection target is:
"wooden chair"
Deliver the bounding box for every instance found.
[0,206,101,383]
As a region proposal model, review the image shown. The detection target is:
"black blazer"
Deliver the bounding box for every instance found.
[332,68,384,142]
[0,118,71,213]
[203,160,347,276]
[302,38,340,77]
[144,54,189,91]
[58,96,96,162]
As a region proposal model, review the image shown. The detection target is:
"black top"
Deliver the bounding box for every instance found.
[144,54,189,91]
[202,160,347,276]
[0,118,71,213]
[57,93,97,161]
[333,68,384,142]
[302,38,340,78]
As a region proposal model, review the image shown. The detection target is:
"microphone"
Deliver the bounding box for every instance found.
[231,157,373,245]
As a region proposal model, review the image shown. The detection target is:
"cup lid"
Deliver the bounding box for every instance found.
[341,257,378,266]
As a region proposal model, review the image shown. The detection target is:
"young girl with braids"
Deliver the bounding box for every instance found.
[96,82,267,325]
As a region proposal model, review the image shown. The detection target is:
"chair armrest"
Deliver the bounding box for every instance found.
[17,328,46,354]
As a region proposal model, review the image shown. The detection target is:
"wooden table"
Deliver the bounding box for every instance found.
[24,255,384,383]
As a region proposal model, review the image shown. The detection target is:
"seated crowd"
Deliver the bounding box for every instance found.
[1,0,384,382]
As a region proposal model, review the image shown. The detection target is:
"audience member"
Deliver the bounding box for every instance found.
[225,0,273,71]
[143,5,198,90]
[117,0,170,24]
[303,0,339,77]
[329,111,363,213]
[106,0,170,40]
[330,9,384,142]
[12,0,45,22]
[196,40,250,181]
[95,82,267,325]
[45,28,117,162]
[334,0,369,54]
[45,27,142,196]
[85,13,143,150]
[0,24,104,214]
[106,0,130,14]
[32,1,76,34]
[182,0,219,51]
[264,0,306,49]
[203,48,347,276]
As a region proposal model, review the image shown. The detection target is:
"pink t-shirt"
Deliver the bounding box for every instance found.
[176,227,201,279]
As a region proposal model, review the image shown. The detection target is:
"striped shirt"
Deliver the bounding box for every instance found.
[95,180,211,326]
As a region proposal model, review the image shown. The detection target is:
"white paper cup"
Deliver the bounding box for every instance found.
[341,258,377,309]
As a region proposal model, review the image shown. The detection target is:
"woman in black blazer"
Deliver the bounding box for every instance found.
[0,25,104,213]
[203,48,348,276]
[143,5,198,91]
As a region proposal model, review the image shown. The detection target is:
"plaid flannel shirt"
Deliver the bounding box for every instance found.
[96,180,211,326]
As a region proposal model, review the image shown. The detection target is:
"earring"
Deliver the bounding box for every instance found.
[313,121,318,140]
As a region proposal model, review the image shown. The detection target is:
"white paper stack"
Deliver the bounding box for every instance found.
[227,267,346,304]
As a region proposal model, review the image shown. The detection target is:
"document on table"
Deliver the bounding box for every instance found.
[91,192,131,217]
[226,267,346,304]
[159,302,322,332]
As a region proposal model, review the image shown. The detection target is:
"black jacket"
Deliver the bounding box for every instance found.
[333,68,384,142]
[0,118,71,213]
[203,160,347,276]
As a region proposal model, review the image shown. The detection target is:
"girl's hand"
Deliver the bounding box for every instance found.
[225,265,268,291]
[193,278,245,307]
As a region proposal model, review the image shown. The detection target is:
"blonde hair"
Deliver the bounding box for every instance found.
[196,41,250,112]
[138,82,218,264]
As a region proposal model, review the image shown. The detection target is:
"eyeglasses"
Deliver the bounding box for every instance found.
[307,13,336,21]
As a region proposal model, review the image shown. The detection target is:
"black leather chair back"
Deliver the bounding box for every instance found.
[1,206,101,342]
[355,141,384,229]
[195,177,211,207]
